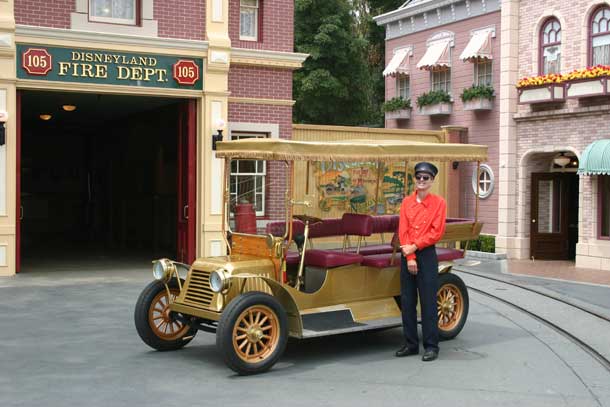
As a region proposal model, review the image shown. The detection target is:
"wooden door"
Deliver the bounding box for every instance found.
[176,100,197,264]
[530,173,569,260]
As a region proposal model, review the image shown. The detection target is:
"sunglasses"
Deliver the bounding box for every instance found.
[415,174,432,181]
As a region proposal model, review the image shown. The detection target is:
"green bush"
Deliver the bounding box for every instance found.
[462,234,495,253]
[382,97,411,112]
[460,84,495,102]
[416,90,451,107]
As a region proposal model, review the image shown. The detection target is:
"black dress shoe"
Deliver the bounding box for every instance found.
[395,345,419,357]
[422,349,438,361]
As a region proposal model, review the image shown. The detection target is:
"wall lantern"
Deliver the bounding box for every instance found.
[212,119,226,151]
[0,110,7,146]
[553,152,571,167]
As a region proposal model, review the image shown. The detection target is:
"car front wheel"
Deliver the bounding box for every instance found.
[216,291,288,375]
[134,279,196,351]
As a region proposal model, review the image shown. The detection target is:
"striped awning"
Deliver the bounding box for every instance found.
[578,139,610,175]
[383,48,411,77]
[416,40,451,70]
[460,29,493,61]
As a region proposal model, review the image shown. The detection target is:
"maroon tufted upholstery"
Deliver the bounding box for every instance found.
[436,248,464,261]
[304,249,363,268]
[371,215,399,234]
[346,244,393,256]
[308,218,344,238]
[341,213,373,236]
[265,220,305,237]
[286,250,300,265]
[361,253,399,268]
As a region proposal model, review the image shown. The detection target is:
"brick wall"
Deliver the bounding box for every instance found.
[228,103,293,221]
[384,11,501,234]
[228,66,292,99]
[154,0,205,40]
[229,0,294,52]
[15,0,74,28]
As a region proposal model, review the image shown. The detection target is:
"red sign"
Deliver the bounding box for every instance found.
[22,48,53,76]
[172,60,200,86]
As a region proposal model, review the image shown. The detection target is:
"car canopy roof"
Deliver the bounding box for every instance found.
[215,138,487,162]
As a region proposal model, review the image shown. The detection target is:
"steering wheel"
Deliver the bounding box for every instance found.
[293,214,324,225]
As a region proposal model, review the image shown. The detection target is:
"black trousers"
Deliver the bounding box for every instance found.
[400,245,439,352]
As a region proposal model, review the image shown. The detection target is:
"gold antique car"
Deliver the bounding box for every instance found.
[134,138,487,375]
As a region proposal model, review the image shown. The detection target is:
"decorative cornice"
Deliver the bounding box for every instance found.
[374,0,461,25]
[231,48,308,69]
[15,25,209,55]
[229,97,295,106]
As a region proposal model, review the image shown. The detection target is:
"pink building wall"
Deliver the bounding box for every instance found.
[384,11,501,234]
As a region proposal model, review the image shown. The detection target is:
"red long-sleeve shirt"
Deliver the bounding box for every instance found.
[399,192,447,261]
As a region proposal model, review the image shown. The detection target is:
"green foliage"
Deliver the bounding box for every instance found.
[460,84,495,102]
[463,234,496,253]
[382,97,411,112]
[416,90,452,107]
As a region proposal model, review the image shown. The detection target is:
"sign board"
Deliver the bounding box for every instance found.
[17,45,204,90]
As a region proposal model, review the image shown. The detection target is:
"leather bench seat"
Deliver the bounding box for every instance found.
[286,251,300,265]
[362,248,464,268]
[345,244,394,256]
[304,249,364,268]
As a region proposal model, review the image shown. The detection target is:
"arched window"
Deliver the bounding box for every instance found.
[540,18,561,74]
[590,6,610,66]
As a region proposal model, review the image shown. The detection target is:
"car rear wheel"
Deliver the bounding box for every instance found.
[216,291,288,375]
[437,272,469,340]
[134,279,196,351]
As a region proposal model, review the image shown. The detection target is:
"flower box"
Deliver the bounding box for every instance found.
[518,83,565,104]
[565,77,610,99]
[418,102,452,116]
[463,97,494,111]
[385,109,411,120]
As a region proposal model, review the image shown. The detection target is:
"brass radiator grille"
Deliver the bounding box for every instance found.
[183,270,214,307]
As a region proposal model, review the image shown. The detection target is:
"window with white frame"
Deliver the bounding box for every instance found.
[474,60,492,86]
[240,0,259,40]
[431,68,451,94]
[472,164,494,199]
[230,132,267,215]
[591,6,610,66]
[89,0,137,25]
[540,18,561,75]
[396,76,410,100]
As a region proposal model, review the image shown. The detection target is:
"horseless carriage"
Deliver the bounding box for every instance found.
[134,138,488,375]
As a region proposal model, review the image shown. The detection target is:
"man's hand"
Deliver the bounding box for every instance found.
[401,244,418,257]
[407,259,418,275]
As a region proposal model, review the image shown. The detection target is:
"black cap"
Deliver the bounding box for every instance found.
[414,162,438,178]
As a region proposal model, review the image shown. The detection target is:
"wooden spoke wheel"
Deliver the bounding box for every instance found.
[135,280,196,351]
[437,273,469,340]
[217,292,288,375]
[232,305,280,363]
[148,289,191,341]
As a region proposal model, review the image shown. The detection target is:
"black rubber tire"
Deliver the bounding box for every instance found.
[437,272,469,340]
[216,291,288,375]
[134,279,197,351]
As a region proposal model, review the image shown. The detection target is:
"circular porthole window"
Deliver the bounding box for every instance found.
[472,164,494,199]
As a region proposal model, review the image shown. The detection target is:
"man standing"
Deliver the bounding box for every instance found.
[395,162,446,361]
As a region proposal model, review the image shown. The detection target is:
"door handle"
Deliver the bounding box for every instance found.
[183,205,189,220]
[531,219,536,223]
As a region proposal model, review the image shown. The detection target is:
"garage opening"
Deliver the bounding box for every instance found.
[18,90,196,271]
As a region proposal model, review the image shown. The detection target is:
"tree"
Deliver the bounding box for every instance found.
[293,0,372,125]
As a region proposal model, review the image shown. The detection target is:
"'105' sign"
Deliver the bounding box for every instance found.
[173,60,200,86]
[22,48,53,76]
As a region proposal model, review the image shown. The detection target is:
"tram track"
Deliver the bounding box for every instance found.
[455,269,610,374]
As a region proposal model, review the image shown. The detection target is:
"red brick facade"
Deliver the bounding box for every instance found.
[384,11,501,234]
[15,0,74,29]
[228,103,293,221]
[229,0,294,52]
[229,66,292,99]
[155,0,205,40]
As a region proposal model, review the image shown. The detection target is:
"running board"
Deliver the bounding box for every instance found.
[299,310,402,339]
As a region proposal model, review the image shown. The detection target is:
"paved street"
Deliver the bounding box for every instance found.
[1,261,610,407]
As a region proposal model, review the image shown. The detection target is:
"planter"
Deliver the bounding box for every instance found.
[518,83,565,104]
[463,97,494,111]
[418,102,452,116]
[385,109,411,120]
[565,77,610,99]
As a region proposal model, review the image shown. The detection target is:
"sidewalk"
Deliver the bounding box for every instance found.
[499,259,610,286]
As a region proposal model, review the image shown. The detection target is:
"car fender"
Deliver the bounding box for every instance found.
[438,262,453,274]
[228,274,303,337]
